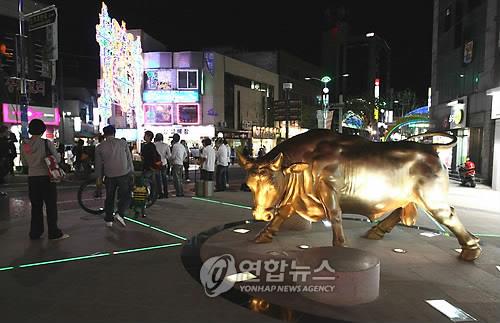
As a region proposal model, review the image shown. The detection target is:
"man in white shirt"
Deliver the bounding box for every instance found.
[170,133,187,197]
[215,139,229,191]
[154,133,171,198]
[200,138,215,181]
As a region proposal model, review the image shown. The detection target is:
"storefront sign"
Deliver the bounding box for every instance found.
[252,126,280,139]
[143,103,173,125]
[487,88,500,120]
[143,90,199,103]
[464,40,473,64]
[445,98,467,129]
[177,104,200,125]
[145,69,176,90]
[2,103,60,125]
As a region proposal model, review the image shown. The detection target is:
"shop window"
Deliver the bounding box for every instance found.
[178,70,198,90]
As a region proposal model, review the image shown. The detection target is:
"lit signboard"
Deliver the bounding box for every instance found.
[2,103,60,126]
[177,104,200,125]
[145,69,176,90]
[143,103,174,125]
[143,90,199,103]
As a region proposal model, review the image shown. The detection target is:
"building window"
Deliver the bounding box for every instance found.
[177,70,198,90]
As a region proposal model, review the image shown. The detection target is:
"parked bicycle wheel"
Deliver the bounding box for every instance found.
[78,175,157,215]
[77,178,106,215]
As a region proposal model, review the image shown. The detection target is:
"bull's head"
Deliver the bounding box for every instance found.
[238,151,308,222]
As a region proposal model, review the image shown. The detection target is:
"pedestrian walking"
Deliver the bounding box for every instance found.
[170,134,187,196]
[21,119,69,240]
[95,125,134,228]
[181,140,190,182]
[224,139,230,188]
[200,138,215,181]
[215,138,229,191]
[141,130,161,199]
[154,133,171,198]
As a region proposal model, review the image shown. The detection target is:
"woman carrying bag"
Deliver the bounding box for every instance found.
[21,119,69,241]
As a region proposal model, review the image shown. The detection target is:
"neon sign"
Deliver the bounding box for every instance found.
[96,2,143,128]
[143,90,199,103]
[143,103,174,125]
[2,103,60,126]
[177,104,200,125]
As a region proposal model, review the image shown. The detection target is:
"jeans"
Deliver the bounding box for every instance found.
[216,165,227,191]
[155,166,169,196]
[104,173,133,222]
[28,176,62,239]
[172,164,184,196]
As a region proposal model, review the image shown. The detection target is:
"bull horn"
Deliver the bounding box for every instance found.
[269,152,284,172]
[237,151,254,170]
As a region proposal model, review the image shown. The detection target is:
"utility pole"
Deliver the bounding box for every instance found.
[18,0,29,139]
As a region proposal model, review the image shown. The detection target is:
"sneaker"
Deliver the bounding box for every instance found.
[50,233,70,241]
[115,214,126,227]
[105,221,113,228]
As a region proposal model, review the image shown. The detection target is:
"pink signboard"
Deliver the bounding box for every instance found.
[2,103,60,126]
[143,103,174,125]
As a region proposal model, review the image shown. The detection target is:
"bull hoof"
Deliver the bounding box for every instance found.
[364,226,385,240]
[254,232,273,244]
[460,246,482,261]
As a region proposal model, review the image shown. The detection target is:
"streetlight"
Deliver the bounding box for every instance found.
[305,74,349,129]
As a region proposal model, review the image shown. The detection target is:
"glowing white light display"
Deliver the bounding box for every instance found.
[96,3,143,129]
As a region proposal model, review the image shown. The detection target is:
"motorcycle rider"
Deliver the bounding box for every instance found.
[459,156,476,187]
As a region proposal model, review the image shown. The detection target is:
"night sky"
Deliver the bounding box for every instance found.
[49,0,433,101]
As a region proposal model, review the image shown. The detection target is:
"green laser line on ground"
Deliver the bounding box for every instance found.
[191,197,252,210]
[0,243,182,272]
[124,217,187,241]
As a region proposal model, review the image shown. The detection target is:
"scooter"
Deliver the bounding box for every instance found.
[458,165,476,188]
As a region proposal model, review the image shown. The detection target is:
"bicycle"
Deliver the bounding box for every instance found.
[77,175,157,215]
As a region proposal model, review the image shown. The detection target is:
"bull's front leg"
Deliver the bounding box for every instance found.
[254,205,293,243]
[318,180,345,246]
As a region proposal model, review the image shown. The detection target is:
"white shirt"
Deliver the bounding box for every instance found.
[201,145,216,172]
[171,142,187,166]
[154,142,171,166]
[216,144,229,167]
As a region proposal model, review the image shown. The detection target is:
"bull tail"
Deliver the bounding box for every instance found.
[404,131,457,151]
[400,203,418,226]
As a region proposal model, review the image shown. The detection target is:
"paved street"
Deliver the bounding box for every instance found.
[0,166,499,322]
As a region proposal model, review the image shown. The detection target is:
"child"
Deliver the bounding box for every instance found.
[132,176,149,218]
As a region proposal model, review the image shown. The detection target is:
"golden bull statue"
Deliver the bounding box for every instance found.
[238,129,481,261]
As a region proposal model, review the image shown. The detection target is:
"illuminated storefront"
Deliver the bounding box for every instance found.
[2,103,61,167]
[252,126,281,156]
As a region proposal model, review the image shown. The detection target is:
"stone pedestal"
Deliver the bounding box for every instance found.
[296,247,380,306]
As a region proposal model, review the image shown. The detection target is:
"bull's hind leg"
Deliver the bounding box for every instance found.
[365,208,402,240]
[417,196,481,261]
[318,180,345,246]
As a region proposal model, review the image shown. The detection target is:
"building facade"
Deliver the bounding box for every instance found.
[431,0,499,189]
